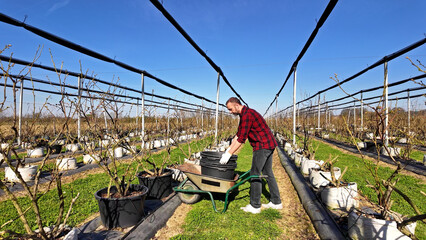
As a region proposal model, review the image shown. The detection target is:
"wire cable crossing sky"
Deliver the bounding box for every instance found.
[149,0,248,107]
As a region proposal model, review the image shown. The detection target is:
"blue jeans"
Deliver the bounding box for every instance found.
[250,148,281,208]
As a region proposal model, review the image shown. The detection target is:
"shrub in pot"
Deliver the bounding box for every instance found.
[83,154,100,164]
[94,184,148,229]
[50,143,63,154]
[56,157,78,171]
[310,167,341,188]
[309,155,341,188]
[321,182,358,210]
[65,143,80,153]
[348,209,416,240]
[301,159,323,175]
[339,95,426,239]
[83,128,155,229]
[27,147,45,158]
[137,142,180,199]
[137,168,173,199]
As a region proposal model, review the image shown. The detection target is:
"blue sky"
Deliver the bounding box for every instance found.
[0,0,425,116]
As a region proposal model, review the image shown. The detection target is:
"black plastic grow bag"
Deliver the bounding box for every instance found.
[94,184,148,229]
[137,168,173,199]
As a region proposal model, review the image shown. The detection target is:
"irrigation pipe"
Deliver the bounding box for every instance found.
[276,146,345,240]
[294,88,425,114]
[0,82,231,115]
[0,55,226,109]
[0,13,223,107]
[264,0,338,115]
[297,89,424,113]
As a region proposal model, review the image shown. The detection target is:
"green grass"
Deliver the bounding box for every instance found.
[171,144,283,240]
[310,139,426,240]
[410,150,425,162]
[0,137,212,234]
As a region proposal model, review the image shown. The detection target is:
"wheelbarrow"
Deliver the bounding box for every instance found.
[173,163,265,213]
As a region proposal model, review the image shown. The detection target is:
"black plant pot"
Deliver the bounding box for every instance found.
[94,184,148,229]
[137,169,173,199]
[51,144,63,154]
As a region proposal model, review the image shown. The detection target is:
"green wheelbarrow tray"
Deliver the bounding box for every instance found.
[173,163,265,213]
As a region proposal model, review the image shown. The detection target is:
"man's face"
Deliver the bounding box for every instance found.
[226,102,239,115]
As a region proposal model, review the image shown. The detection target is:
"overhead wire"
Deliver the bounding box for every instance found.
[0,55,226,109]
[0,13,224,107]
[149,0,248,106]
[296,37,426,106]
[263,0,339,116]
[278,73,426,113]
[0,74,228,114]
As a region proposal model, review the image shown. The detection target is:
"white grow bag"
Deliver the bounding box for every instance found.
[5,165,38,182]
[309,167,341,189]
[348,210,416,240]
[321,182,358,210]
[27,147,45,158]
[301,159,323,175]
[56,157,78,171]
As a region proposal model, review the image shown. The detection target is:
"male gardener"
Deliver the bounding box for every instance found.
[220,97,282,214]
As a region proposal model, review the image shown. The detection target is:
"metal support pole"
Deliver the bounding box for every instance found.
[136,99,139,132]
[201,98,204,132]
[353,101,356,129]
[361,92,364,130]
[275,96,278,130]
[221,106,224,130]
[167,98,170,146]
[103,111,108,130]
[407,90,411,136]
[325,103,328,129]
[317,94,321,130]
[214,72,220,144]
[77,76,81,140]
[292,67,297,146]
[384,61,389,146]
[297,103,300,127]
[18,79,24,145]
[141,73,145,145]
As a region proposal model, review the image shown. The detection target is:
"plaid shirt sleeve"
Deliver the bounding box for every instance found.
[236,107,277,151]
[236,109,252,144]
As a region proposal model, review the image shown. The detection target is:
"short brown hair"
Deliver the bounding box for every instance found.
[226,97,241,105]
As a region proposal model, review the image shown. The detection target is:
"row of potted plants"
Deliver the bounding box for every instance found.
[276,131,421,240]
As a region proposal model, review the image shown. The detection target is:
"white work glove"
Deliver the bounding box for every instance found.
[220,151,232,164]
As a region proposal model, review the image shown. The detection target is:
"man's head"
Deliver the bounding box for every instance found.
[226,97,243,115]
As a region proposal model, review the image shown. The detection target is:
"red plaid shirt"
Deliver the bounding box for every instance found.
[236,106,277,151]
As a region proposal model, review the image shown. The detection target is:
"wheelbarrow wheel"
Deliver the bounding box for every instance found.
[178,181,201,204]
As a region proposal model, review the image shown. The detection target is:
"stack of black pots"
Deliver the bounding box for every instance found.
[200,151,237,180]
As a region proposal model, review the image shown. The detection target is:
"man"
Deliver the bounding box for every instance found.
[220,97,282,214]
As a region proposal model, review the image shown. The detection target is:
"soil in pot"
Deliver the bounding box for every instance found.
[137,168,173,199]
[95,184,149,229]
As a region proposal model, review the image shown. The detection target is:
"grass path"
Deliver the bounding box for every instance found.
[157,144,318,240]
